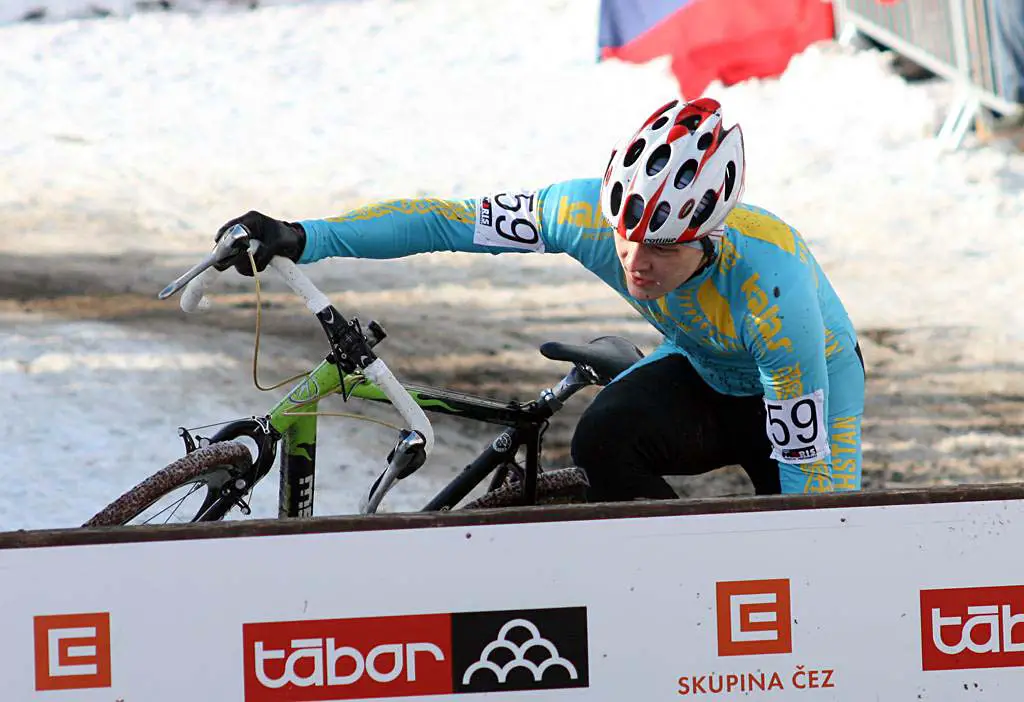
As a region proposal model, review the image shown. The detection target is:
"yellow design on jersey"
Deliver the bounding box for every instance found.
[824,328,843,359]
[796,236,812,265]
[741,273,794,353]
[557,196,606,229]
[717,235,740,272]
[830,416,859,491]
[327,199,474,224]
[666,285,737,351]
[802,462,834,493]
[768,362,804,399]
[727,208,796,255]
[696,277,737,340]
[625,295,667,329]
[655,295,689,332]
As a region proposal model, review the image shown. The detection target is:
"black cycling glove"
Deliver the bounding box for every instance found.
[214,210,307,276]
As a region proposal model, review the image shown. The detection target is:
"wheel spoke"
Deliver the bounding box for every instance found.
[139,481,206,525]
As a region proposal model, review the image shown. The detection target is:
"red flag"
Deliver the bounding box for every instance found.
[601,0,835,98]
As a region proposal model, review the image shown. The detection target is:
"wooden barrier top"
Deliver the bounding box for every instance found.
[3,482,1023,551]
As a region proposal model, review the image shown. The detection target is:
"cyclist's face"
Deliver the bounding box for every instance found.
[614,235,705,300]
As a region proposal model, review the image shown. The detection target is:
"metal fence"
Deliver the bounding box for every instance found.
[833,0,1020,148]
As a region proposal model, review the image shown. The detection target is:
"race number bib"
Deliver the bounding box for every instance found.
[764,389,829,464]
[474,190,545,252]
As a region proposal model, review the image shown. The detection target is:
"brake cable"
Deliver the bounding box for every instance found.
[245,249,403,432]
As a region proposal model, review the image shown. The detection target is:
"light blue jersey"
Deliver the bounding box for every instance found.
[300,177,864,494]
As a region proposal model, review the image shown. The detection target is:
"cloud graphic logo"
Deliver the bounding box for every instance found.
[461,618,578,685]
[451,606,589,693]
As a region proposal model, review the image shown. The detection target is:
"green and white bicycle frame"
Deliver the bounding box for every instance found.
[163,225,605,519]
[196,352,592,519]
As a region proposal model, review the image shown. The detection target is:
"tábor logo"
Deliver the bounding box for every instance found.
[244,613,452,701]
[33,612,112,691]
[243,606,588,701]
[921,584,1024,671]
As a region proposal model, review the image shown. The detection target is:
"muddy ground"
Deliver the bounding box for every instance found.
[4,230,1022,502]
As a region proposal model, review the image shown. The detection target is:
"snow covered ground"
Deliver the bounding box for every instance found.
[1,0,1022,532]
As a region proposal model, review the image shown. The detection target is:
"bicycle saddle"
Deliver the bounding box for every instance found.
[539,335,644,385]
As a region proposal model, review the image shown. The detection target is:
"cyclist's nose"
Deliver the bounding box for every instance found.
[620,241,651,273]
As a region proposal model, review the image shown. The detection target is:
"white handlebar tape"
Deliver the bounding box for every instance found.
[268,257,331,315]
[180,267,217,313]
[362,358,436,455]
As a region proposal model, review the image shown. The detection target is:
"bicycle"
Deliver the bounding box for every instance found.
[84,225,645,527]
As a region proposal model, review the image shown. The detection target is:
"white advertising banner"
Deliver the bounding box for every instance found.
[2,498,1024,701]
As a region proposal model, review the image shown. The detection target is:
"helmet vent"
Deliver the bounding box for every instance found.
[677,114,703,132]
[697,132,714,151]
[674,159,699,189]
[609,182,624,217]
[650,201,672,232]
[724,161,737,201]
[645,144,672,177]
[623,139,646,168]
[624,194,645,230]
[690,190,718,228]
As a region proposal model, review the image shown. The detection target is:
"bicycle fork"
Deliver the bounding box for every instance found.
[280,405,318,518]
[278,401,429,517]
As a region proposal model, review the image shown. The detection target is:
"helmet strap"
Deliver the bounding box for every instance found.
[687,236,717,281]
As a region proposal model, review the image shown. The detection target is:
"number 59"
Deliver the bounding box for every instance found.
[766,398,819,446]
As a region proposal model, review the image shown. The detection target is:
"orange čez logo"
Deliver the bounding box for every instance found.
[33,612,112,691]
[716,579,792,656]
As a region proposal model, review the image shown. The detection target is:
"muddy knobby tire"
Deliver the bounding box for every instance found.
[84,441,254,527]
[460,467,590,510]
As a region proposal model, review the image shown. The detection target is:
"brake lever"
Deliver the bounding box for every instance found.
[157,224,251,300]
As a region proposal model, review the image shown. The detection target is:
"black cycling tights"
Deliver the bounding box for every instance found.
[570,354,780,500]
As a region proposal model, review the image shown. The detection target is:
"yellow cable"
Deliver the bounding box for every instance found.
[280,410,403,432]
[249,250,306,392]
[244,249,400,432]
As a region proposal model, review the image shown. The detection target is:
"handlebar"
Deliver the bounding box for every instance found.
[158,227,436,508]
[159,223,250,307]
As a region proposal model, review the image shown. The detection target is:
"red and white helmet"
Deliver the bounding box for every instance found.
[601,97,745,244]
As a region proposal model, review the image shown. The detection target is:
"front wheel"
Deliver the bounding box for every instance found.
[84,441,255,527]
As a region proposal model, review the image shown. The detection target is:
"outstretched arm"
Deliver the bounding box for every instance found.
[224,178,621,282]
[299,193,552,263]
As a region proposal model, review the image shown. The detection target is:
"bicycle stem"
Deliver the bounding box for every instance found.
[271,257,436,457]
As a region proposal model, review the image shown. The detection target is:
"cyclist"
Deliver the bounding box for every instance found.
[217,97,865,498]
